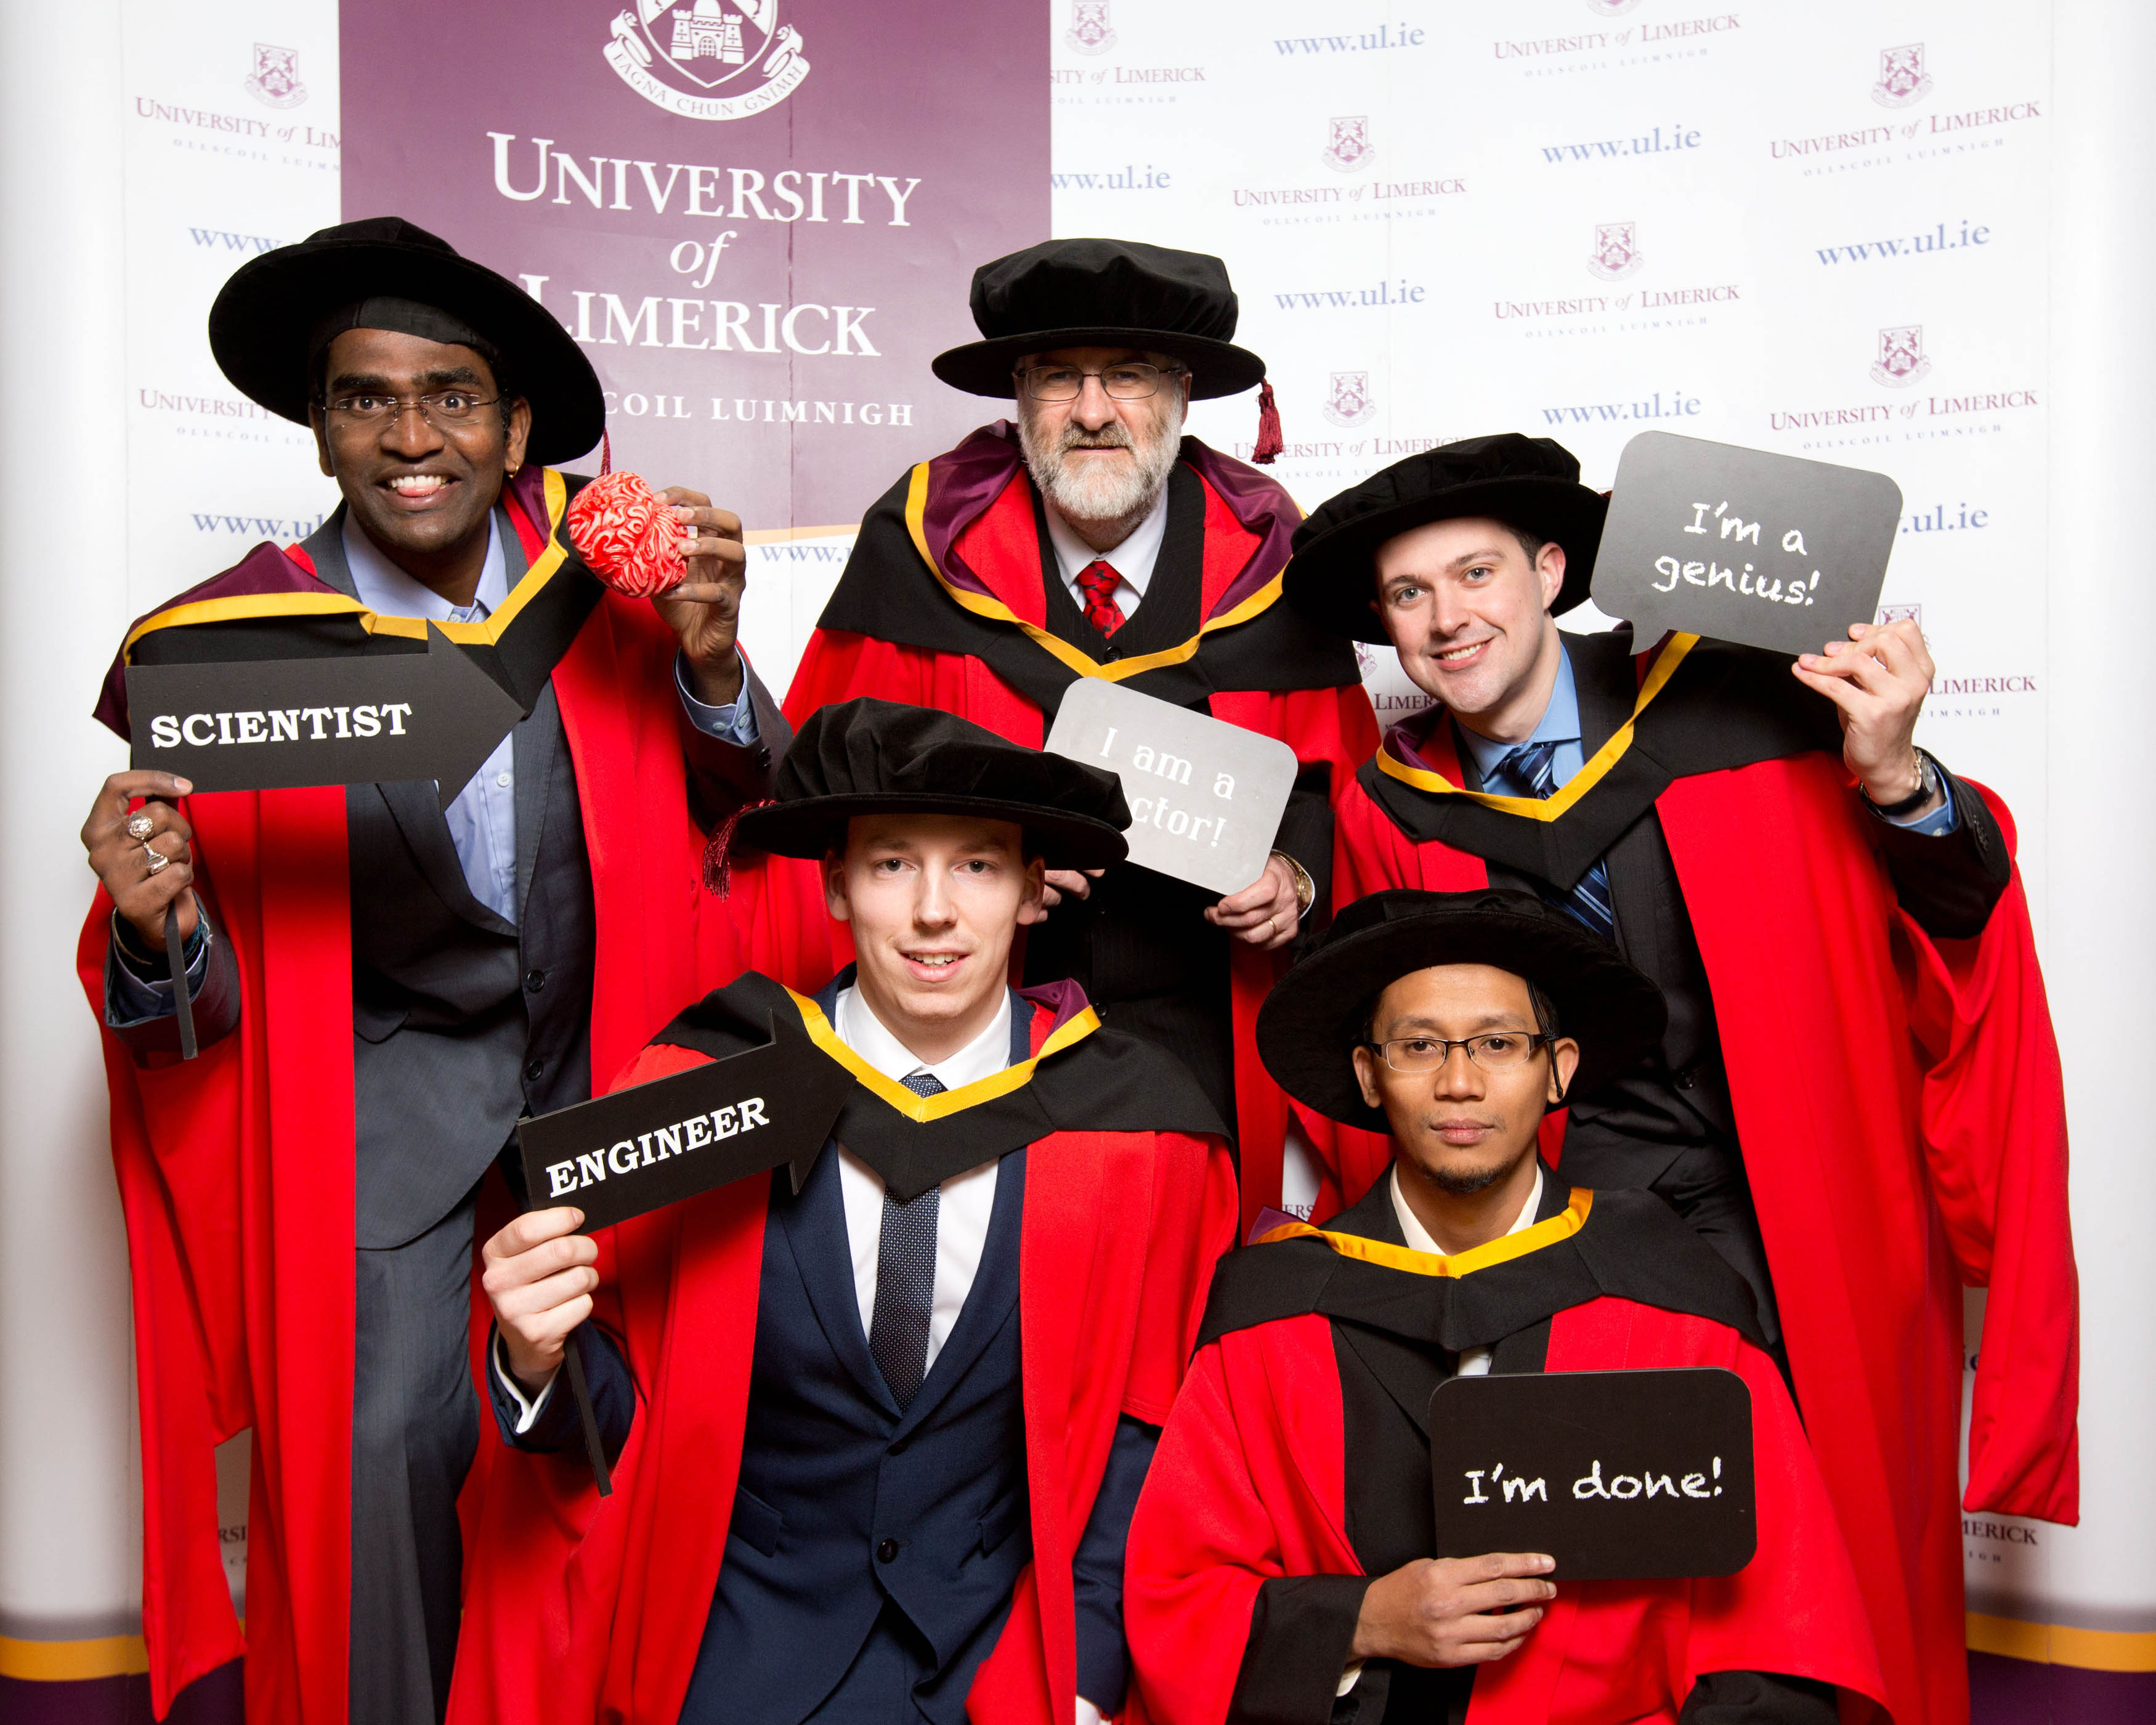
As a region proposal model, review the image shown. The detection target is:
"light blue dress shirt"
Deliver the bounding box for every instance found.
[1453,639,1958,835]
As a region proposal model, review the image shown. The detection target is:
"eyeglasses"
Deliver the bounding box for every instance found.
[1016,362,1185,403]
[1361,1031,1552,1074]
[323,391,501,429]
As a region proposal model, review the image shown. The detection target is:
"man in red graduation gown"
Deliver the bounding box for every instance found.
[1126,888,1889,1725]
[454,699,1238,1725]
[74,219,827,1723]
[1274,434,2077,1725]
[784,238,1378,1224]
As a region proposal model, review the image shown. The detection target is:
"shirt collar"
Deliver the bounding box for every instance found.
[1390,1162,1544,1256]
[341,509,508,623]
[1040,480,1170,599]
[1452,639,1582,781]
[833,984,1016,1093]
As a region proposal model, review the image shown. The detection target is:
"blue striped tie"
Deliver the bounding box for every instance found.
[868,1071,945,1408]
[1491,741,1618,945]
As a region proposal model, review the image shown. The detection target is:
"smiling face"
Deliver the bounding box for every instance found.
[309,327,530,575]
[1371,516,1570,741]
[822,813,1048,1066]
[1352,962,1579,1203]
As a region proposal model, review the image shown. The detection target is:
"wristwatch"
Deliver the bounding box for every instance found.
[1273,851,1317,915]
[1862,752,1941,821]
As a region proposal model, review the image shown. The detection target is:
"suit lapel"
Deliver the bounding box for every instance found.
[513,680,562,921]
[774,1138,896,1412]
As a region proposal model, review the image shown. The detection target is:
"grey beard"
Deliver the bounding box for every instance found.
[1018,399,1184,530]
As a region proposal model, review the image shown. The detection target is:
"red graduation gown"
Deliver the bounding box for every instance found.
[1125,1282,1889,1725]
[78,468,832,1722]
[1310,646,2075,1725]
[448,988,1239,1725]
[783,426,1379,1230]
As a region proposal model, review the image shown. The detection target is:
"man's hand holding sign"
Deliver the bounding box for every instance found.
[1589,429,1942,818]
[1042,678,1305,947]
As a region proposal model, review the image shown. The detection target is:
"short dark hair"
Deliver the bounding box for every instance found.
[1506,524,1547,565]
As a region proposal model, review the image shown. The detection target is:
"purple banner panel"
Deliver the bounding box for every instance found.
[341,1,1047,529]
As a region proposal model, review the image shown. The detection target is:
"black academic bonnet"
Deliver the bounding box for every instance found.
[732,698,1132,870]
[1256,888,1667,1131]
[931,238,1266,400]
[208,216,606,465]
[1282,433,1610,641]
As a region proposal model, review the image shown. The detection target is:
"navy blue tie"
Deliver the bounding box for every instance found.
[868,1071,944,1409]
[1491,741,1618,945]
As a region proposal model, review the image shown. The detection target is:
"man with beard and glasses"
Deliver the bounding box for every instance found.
[76,219,827,1724]
[787,240,1377,1225]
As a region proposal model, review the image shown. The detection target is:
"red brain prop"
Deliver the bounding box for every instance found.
[565,471,688,598]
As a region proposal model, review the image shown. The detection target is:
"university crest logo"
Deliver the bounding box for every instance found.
[1871,43,1933,108]
[243,43,307,109]
[1587,221,1642,282]
[1877,603,1922,627]
[1323,116,1374,173]
[1870,325,1932,388]
[604,0,810,122]
[1321,371,1376,428]
[1583,0,1642,15]
[1066,0,1116,57]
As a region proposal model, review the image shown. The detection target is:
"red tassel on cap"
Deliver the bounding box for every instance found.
[1252,379,1284,465]
[599,428,613,476]
[702,797,776,898]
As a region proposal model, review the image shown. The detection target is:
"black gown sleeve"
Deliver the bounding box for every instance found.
[486,1321,636,1464]
[103,904,243,1056]
[1870,753,2012,939]
[1679,1669,1839,1724]
[680,655,791,833]
[1227,1573,1372,1724]
[1271,764,1337,930]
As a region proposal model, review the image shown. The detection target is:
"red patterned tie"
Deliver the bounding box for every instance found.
[1076,559,1127,638]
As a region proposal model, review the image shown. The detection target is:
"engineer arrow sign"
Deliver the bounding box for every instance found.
[126,625,527,807]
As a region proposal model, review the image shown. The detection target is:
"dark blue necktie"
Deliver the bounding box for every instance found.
[1490,740,1618,945]
[868,1071,944,1409]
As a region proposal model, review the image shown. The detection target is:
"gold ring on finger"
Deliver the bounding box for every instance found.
[126,812,155,841]
[144,846,171,876]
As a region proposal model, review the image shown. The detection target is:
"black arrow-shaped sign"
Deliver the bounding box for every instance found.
[126,625,527,809]
[517,1011,853,1236]
[513,1013,851,1495]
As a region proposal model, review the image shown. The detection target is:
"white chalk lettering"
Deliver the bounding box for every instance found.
[1781,529,1807,554]
[1502,1474,1547,1503]
[1574,1459,1610,1499]
[1462,1469,1490,1503]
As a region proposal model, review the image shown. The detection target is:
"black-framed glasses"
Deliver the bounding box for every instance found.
[1016,362,1185,402]
[323,391,501,429]
[1362,1031,1552,1074]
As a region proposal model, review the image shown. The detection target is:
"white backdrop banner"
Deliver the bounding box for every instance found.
[16,0,2146,1709]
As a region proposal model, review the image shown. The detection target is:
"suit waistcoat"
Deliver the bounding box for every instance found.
[306,509,599,1248]
[687,1020,1034,1725]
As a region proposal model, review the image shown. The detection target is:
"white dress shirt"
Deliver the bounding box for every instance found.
[1335,1166,1548,1699]
[832,984,1010,1372]
[1041,482,1170,622]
